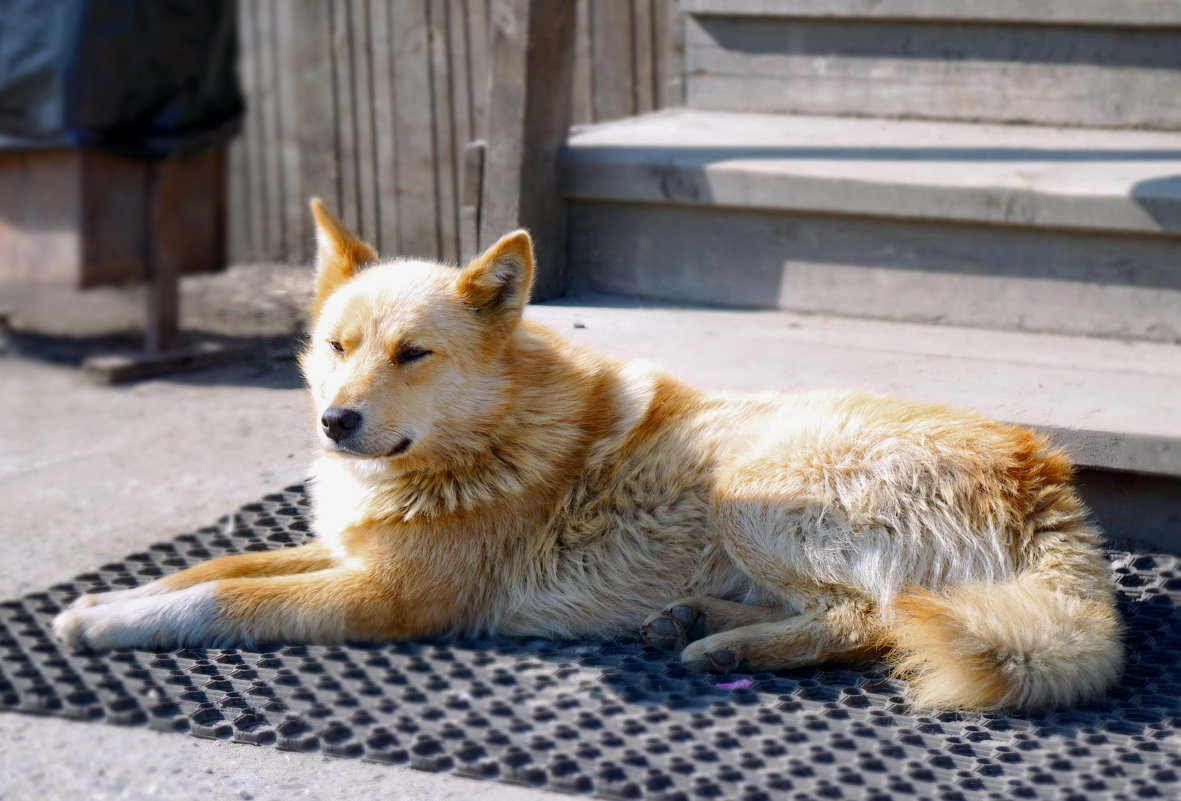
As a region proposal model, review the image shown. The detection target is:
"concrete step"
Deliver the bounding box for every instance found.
[681,0,1181,128]
[682,0,1181,28]
[527,294,1181,550]
[561,109,1181,342]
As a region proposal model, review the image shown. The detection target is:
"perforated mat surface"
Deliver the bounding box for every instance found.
[2,486,1179,800]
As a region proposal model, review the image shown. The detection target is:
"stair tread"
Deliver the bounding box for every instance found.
[528,294,1181,476]
[563,109,1181,235]
[682,0,1181,27]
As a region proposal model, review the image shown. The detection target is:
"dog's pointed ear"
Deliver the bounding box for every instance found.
[456,230,535,327]
[309,198,378,319]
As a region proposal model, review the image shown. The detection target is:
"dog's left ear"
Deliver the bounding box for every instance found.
[309,198,378,320]
[456,230,535,327]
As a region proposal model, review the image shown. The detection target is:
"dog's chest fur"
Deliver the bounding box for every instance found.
[306,362,770,637]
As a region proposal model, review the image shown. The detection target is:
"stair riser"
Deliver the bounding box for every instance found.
[1077,469,1181,556]
[567,200,1181,342]
[687,16,1181,128]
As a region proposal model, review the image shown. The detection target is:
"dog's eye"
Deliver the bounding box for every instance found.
[328,339,345,354]
[396,346,432,365]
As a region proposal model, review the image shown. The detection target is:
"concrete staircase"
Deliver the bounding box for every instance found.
[552,1,1181,548]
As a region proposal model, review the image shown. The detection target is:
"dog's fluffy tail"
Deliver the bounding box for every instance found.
[889,574,1122,711]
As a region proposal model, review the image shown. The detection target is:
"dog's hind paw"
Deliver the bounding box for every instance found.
[640,601,708,651]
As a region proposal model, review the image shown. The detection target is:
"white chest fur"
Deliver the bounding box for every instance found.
[308,456,390,564]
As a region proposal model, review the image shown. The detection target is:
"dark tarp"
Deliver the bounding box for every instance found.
[0,0,243,157]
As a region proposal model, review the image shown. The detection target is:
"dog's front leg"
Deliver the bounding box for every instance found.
[65,542,337,611]
[53,568,439,651]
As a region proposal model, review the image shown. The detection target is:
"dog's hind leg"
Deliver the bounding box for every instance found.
[679,597,887,673]
[640,596,790,651]
[67,542,336,610]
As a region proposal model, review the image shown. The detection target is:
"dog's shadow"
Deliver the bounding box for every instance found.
[461,585,1181,744]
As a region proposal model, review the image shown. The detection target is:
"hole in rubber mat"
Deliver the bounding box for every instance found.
[1,486,1179,799]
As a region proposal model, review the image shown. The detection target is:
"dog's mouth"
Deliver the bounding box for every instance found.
[386,437,413,457]
[323,436,413,459]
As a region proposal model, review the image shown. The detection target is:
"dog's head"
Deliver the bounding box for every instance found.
[299,198,534,465]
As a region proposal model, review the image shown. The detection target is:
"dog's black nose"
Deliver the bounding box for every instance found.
[321,407,362,442]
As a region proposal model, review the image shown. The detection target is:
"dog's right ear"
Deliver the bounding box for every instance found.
[309,198,378,320]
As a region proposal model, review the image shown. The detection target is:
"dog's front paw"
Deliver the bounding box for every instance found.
[52,584,222,652]
[52,607,109,651]
[52,605,153,652]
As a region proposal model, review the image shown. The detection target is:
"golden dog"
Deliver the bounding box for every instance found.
[54,199,1122,711]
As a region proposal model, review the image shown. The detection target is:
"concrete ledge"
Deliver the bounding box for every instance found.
[682,0,1181,27]
[527,296,1181,478]
[563,110,1181,236]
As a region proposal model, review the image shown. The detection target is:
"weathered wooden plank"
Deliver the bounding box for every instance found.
[428,0,459,263]
[237,0,263,260]
[390,1,439,258]
[368,0,399,254]
[464,0,492,139]
[145,159,181,352]
[330,0,361,236]
[653,0,684,108]
[282,0,338,264]
[631,0,655,114]
[590,0,637,121]
[229,0,682,268]
[571,0,594,124]
[446,0,476,263]
[481,0,578,299]
[273,0,303,263]
[223,0,251,263]
[686,16,1181,129]
[459,139,485,262]
[226,127,251,263]
[448,0,474,146]
[257,0,286,261]
[347,0,379,246]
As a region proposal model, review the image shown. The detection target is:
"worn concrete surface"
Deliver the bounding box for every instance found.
[561,110,1181,341]
[528,297,1181,478]
[682,0,1181,27]
[566,199,1181,343]
[684,17,1181,128]
[564,110,1181,235]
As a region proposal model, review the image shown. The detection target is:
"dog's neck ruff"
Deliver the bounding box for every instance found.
[315,348,664,527]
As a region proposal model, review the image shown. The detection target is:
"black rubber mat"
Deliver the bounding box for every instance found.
[2,486,1179,800]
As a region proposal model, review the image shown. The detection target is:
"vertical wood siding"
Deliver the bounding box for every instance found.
[228,0,682,266]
